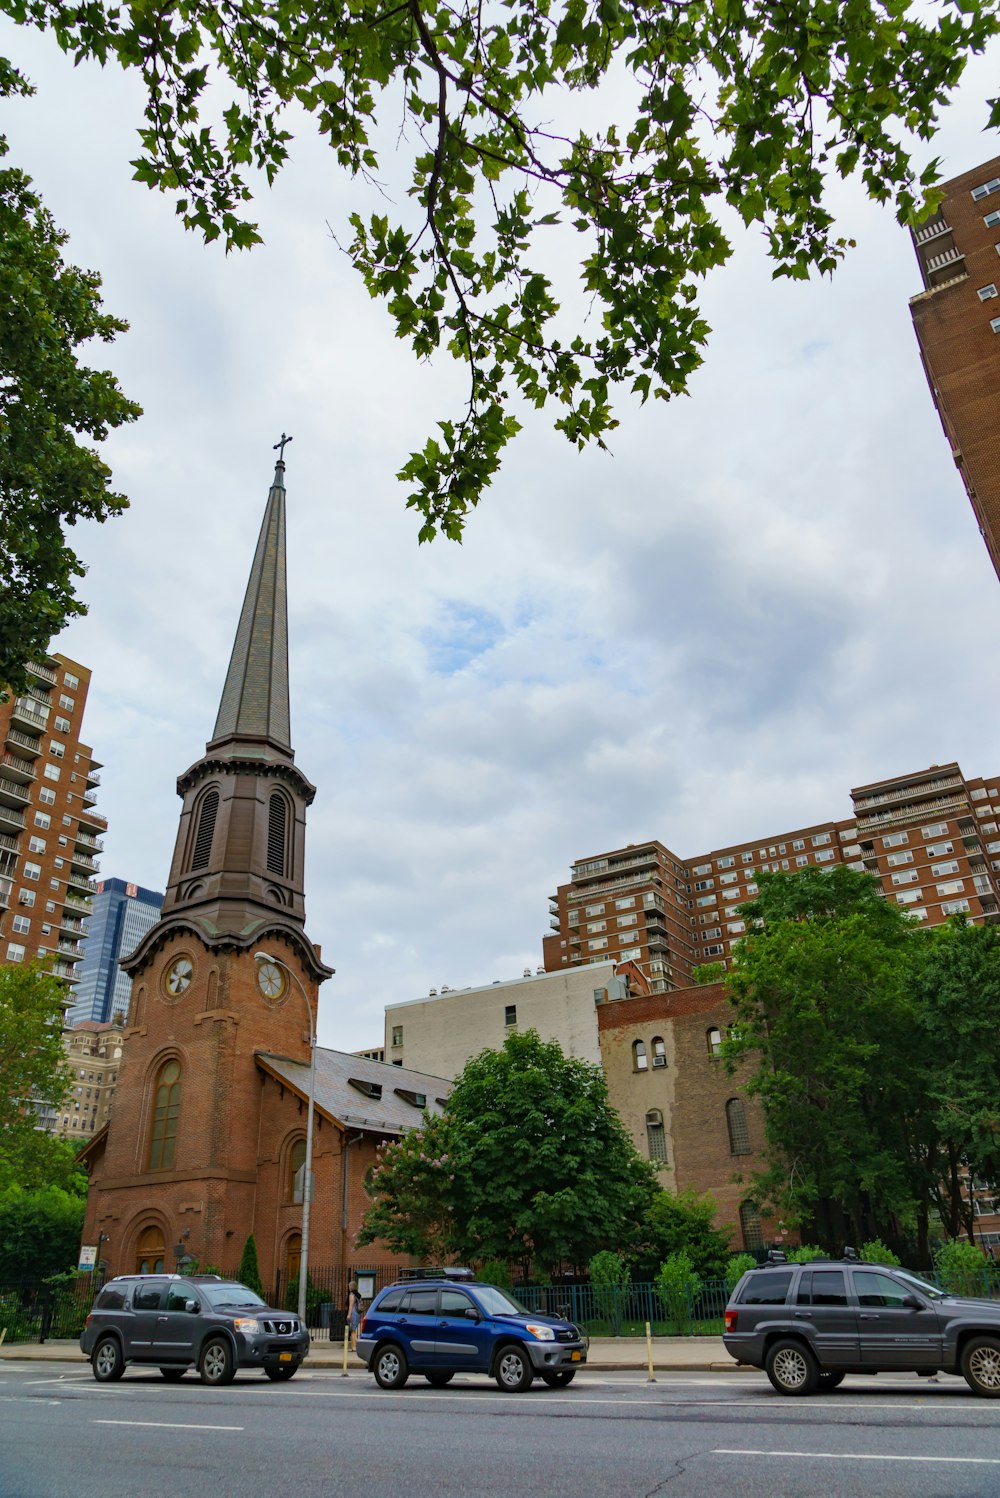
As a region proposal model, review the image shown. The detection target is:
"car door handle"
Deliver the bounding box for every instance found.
[859,1313,880,1320]
[156,1316,169,1323]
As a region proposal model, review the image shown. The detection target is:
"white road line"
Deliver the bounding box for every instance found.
[92,1420,244,1432]
[23,1376,91,1386]
[713,1449,1000,1465]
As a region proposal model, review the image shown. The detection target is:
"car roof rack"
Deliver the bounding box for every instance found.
[396,1266,475,1281]
[765,1248,788,1264]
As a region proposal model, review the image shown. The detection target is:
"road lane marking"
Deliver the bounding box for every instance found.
[93,1420,243,1432]
[714,1449,1000,1465]
[23,1376,91,1386]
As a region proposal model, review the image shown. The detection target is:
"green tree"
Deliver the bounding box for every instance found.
[723,866,925,1256]
[934,1238,992,1296]
[237,1233,265,1297]
[654,1250,701,1333]
[4,2,999,537]
[0,1183,86,1280]
[0,962,82,1191]
[908,919,1000,1244]
[0,62,140,695]
[631,1189,732,1280]
[359,1030,658,1275]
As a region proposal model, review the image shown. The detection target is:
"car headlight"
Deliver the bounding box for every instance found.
[525,1323,555,1342]
[234,1318,261,1334]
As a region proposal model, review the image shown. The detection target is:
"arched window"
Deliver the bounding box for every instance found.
[740,1202,765,1253]
[651,1036,666,1067]
[632,1039,648,1071]
[190,789,219,870]
[135,1225,166,1274]
[645,1109,667,1163]
[287,1138,306,1202]
[148,1059,181,1170]
[707,1027,723,1057]
[726,1097,751,1156]
[267,792,288,876]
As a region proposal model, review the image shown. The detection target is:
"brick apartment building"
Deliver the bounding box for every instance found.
[56,1019,125,1139]
[0,654,105,1015]
[910,154,1000,581]
[80,454,448,1292]
[544,763,1000,992]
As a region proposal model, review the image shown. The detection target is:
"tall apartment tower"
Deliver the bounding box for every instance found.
[545,764,1000,991]
[67,877,164,1026]
[910,155,1000,580]
[0,655,105,992]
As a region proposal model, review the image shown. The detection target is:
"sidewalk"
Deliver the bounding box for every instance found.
[0,1335,737,1373]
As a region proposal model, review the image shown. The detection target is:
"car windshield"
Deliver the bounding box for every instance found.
[474,1285,531,1316]
[893,1270,946,1300]
[199,1281,267,1309]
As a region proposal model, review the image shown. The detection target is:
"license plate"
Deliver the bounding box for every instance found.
[570,1351,581,1361]
[279,1352,292,1362]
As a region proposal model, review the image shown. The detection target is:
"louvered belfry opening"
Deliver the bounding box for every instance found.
[267,792,287,876]
[191,789,220,870]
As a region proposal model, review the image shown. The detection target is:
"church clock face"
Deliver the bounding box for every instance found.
[257,961,287,1001]
[164,956,194,998]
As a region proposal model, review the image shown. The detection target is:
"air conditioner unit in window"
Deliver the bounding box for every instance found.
[652,1056,666,1068]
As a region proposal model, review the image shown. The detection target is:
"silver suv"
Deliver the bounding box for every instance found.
[80,1274,309,1385]
[723,1250,1000,1397]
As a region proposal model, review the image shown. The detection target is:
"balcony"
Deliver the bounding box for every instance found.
[0,876,11,911]
[0,774,31,809]
[567,870,661,901]
[856,794,969,833]
[573,850,660,883]
[57,941,83,961]
[0,832,20,857]
[63,894,92,916]
[549,917,560,932]
[1,752,36,785]
[25,661,57,687]
[914,216,950,246]
[69,849,98,875]
[75,802,108,831]
[853,774,964,813]
[925,247,965,275]
[9,697,49,734]
[0,804,26,834]
[4,726,40,758]
[74,829,103,853]
[66,874,97,900]
[85,768,101,788]
[59,911,87,935]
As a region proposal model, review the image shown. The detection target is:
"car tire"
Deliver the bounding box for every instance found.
[199,1336,236,1386]
[816,1371,844,1392]
[765,1339,820,1396]
[424,1371,454,1387]
[962,1336,1000,1396]
[92,1336,125,1383]
[264,1365,299,1382]
[159,1367,186,1382]
[495,1345,534,1393]
[541,1370,576,1388]
[373,1344,409,1390]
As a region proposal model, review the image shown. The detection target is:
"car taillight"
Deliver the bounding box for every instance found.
[84,1313,92,1330]
[724,1310,738,1333]
[359,1315,367,1334]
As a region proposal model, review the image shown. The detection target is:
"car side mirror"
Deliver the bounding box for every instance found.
[464,1307,480,1321]
[185,1300,199,1313]
[902,1295,923,1310]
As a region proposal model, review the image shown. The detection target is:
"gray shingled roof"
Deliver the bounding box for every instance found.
[259,1045,452,1136]
[211,463,291,749]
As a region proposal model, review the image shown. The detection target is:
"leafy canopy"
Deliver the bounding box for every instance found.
[359,1028,658,1274]
[5,0,999,540]
[0,1183,86,1280]
[0,61,140,695]
[0,961,84,1192]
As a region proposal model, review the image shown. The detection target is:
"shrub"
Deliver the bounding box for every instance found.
[655,1251,702,1333]
[237,1235,265,1297]
[588,1251,629,1287]
[935,1239,991,1296]
[860,1238,901,1267]
[786,1245,825,1263]
[725,1253,757,1290]
[478,1258,513,1289]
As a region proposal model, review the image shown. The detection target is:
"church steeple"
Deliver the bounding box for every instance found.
[209,455,291,753]
[122,446,331,984]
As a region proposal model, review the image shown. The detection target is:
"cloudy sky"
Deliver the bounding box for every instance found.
[5,23,1000,1052]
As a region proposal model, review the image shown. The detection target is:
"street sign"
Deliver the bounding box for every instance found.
[78,1245,97,1271]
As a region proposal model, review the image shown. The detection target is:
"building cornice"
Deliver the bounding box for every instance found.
[120,912,334,983]
[176,753,316,804]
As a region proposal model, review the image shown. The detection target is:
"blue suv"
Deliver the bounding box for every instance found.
[356,1273,587,1391]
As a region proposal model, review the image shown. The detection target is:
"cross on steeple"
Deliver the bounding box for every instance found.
[273,433,293,461]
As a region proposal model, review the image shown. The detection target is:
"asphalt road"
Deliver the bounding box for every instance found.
[3,1364,1000,1498]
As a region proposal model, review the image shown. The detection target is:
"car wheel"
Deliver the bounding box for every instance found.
[159,1367,186,1382]
[816,1371,844,1392]
[424,1371,454,1387]
[92,1336,125,1383]
[373,1344,409,1390]
[541,1370,576,1388]
[962,1336,1000,1396]
[264,1365,298,1382]
[765,1339,820,1396]
[495,1345,534,1393]
[199,1336,236,1386]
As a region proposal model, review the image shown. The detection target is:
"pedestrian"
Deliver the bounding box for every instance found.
[347,1279,361,1351]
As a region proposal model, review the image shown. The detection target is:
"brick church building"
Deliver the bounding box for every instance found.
[80,453,447,1296]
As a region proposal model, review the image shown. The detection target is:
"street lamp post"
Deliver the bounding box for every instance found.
[255,950,317,1327]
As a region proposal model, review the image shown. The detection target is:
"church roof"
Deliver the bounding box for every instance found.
[258,1046,453,1137]
[210,458,291,751]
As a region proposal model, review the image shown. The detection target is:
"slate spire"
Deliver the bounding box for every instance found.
[210,454,291,752]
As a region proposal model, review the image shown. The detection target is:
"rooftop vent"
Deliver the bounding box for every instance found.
[523,968,531,978]
[348,1078,383,1101]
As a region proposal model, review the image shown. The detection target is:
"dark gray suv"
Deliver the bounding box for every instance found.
[80,1274,309,1385]
[723,1251,1000,1396]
